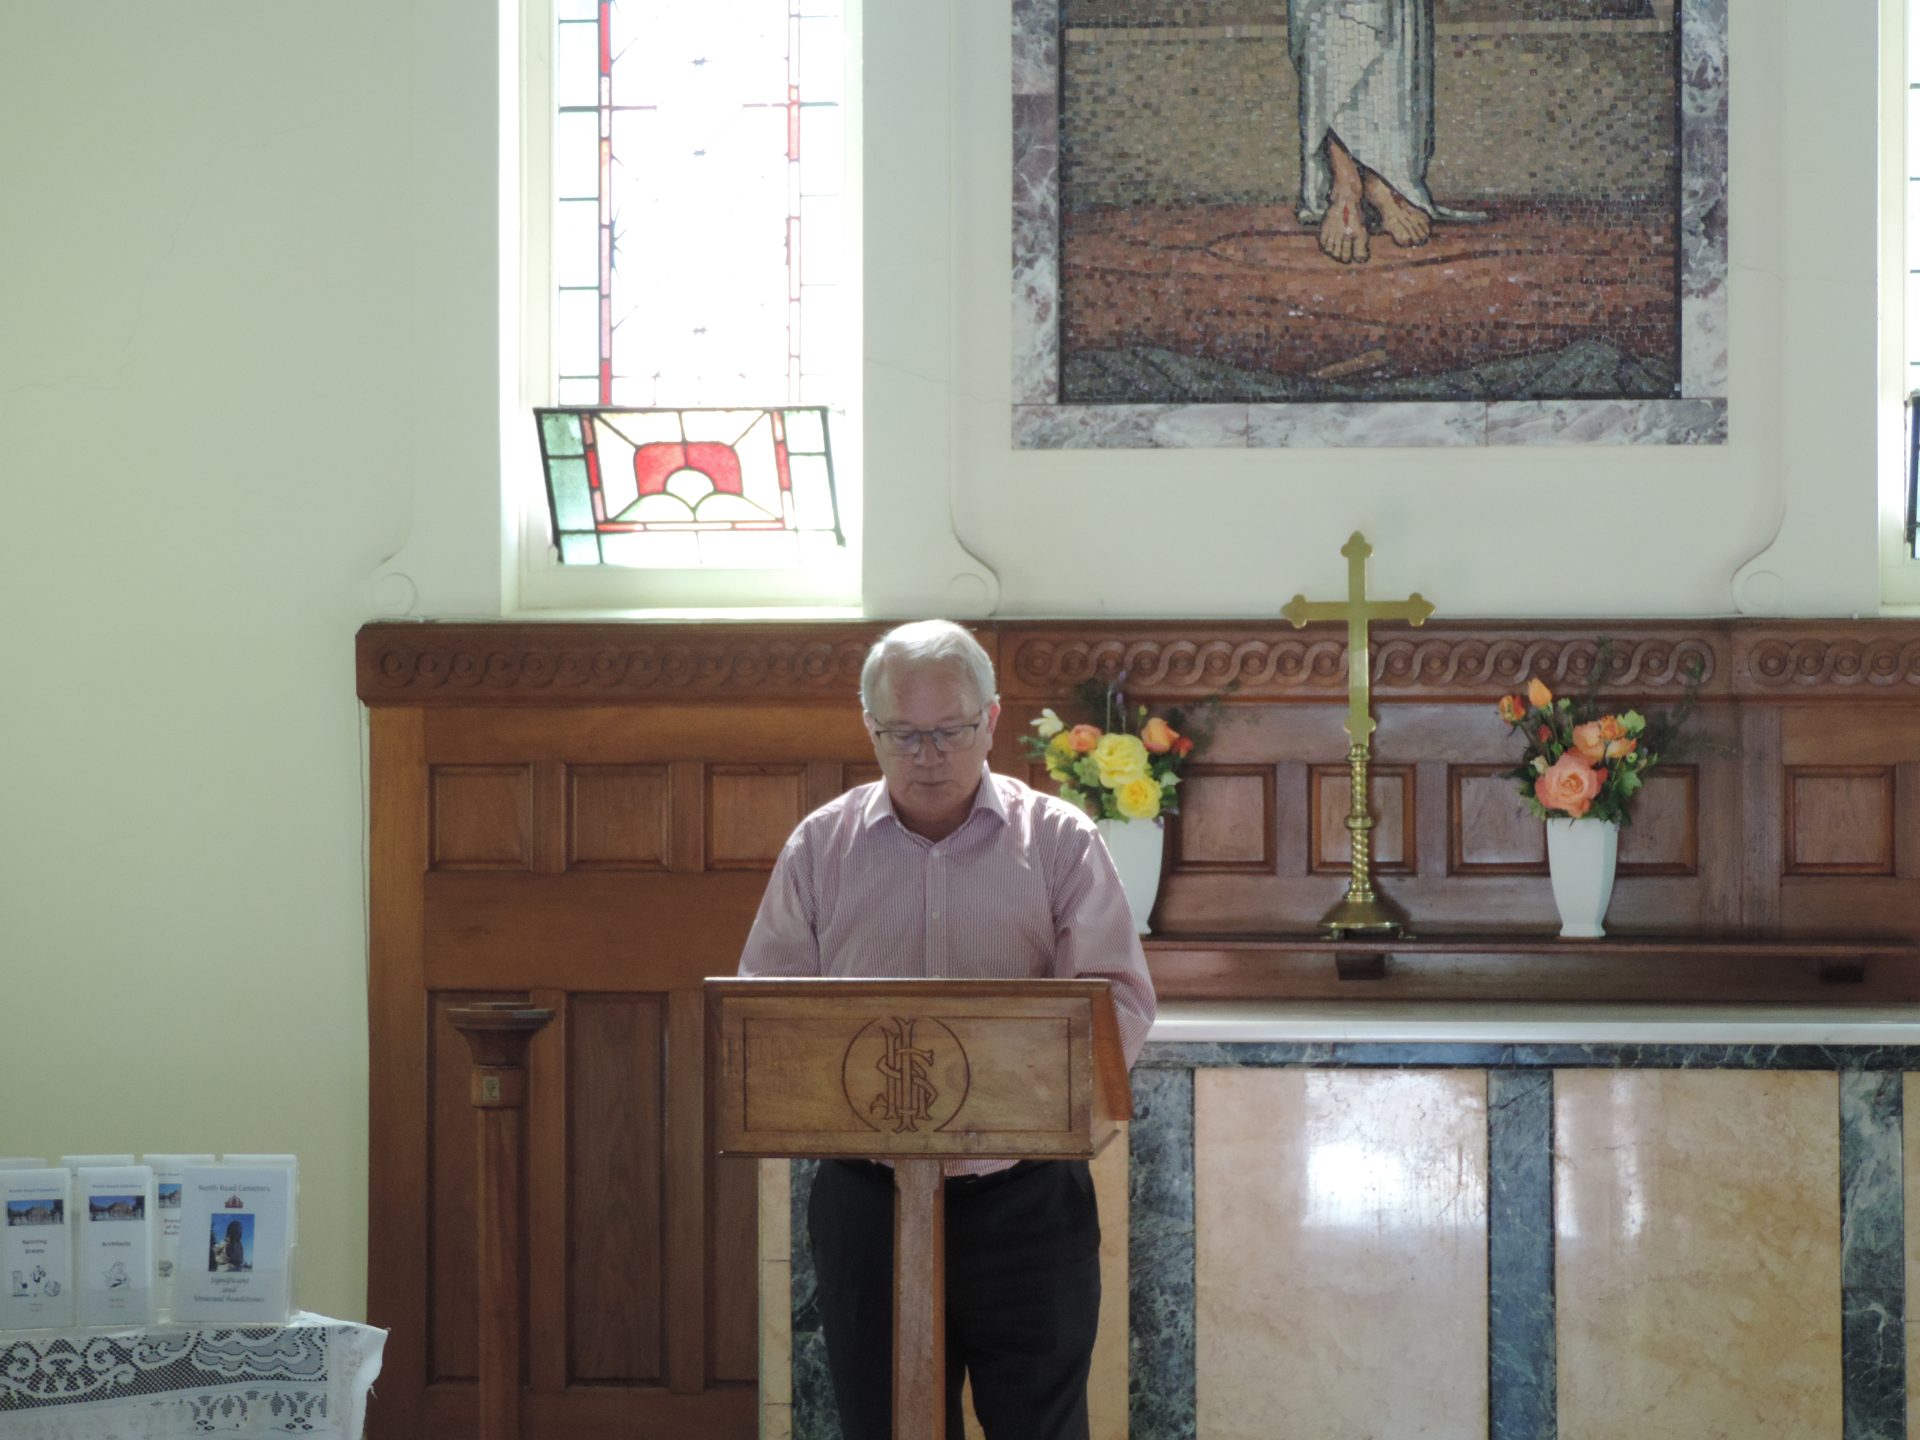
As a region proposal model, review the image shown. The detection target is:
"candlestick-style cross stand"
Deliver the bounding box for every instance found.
[1282,532,1434,938]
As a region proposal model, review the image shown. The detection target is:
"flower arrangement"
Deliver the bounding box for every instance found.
[1019,677,1202,823]
[1497,661,1699,824]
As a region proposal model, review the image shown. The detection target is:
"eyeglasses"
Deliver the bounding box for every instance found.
[868,713,988,756]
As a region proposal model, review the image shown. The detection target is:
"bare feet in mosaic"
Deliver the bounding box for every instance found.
[1363,170,1431,247]
[1317,132,1369,265]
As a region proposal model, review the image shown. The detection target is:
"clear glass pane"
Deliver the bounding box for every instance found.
[600,530,703,568]
[554,111,600,200]
[799,196,840,285]
[787,452,837,530]
[698,529,802,568]
[555,199,599,290]
[556,20,601,111]
[797,16,842,99]
[800,287,842,384]
[799,105,843,196]
[556,289,601,380]
[782,407,825,452]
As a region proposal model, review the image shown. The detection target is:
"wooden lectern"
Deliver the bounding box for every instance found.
[705,977,1132,1440]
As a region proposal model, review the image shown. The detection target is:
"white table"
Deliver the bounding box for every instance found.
[0,1312,385,1439]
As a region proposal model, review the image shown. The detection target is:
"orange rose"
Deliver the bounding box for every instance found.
[1537,724,1552,744]
[1605,736,1637,760]
[1069,724,1102,753]
[1497,694,1527,725]
[1534,751,1603,819]
[1527,678,1554,708]
[1598,715,1626,742]
[1173,736,1194,757]
[1140,717,1177,753]
[1571,721,1607,761]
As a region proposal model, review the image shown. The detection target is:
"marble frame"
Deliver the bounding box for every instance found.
[1010,0,1731,450]
[788,1039,1904,1440]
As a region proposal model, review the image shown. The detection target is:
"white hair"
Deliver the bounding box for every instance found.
[860,620,997,714]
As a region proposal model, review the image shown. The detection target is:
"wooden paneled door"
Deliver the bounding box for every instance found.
[367,701,873,1439]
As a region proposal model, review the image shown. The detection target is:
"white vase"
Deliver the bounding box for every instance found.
[1544,818,1620,939]
[1096,819,1165,935]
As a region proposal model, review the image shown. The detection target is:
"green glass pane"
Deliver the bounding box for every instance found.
[540,412,585,458]
[546,457,595,532]
[559,532,602,565]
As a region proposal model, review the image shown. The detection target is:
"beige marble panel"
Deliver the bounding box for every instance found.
[1556,1070,1841,1440]
[1907,1075,1920,1423]
[759,1159,792,1440]
[1090,1133,1130,1440]
[1195,1069,1489,1440]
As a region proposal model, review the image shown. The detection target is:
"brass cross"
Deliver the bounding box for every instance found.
[1282,532,1434,938]
[1282,532,1434,741]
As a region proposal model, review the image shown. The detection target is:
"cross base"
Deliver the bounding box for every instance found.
[1318,892,1412,940]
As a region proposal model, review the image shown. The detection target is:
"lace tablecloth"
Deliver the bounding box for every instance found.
[0,1312,386,1439]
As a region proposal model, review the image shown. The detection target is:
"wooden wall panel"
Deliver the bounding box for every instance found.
[568,765,670,871]
[360,618,1920,1439]
[707,767,808,871]
[1449,765,1547,875]
[1617,766,1699,877]
[1785,768,1897,876]
[430,765,532,871]
[568,994,667,1383]
[1172,765,1276,874]
[428,989,529,1384]
[708,1155,760,1384]
[1311,765,1414,875]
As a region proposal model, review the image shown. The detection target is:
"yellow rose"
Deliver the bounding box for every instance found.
[1092,732,1150,786]
[1113,776,1162,820]
[1527,677,1554,708]
[1047,730,1077,759]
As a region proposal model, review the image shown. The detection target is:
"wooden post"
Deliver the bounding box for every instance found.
[893,1159,947,1440]
[449,1003,554,1440]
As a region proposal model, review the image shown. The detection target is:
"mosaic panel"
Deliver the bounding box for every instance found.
[1014,0,1728,446]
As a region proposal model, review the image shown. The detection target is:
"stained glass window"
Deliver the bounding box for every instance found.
[551,0,844,411]
[536,406,843,568]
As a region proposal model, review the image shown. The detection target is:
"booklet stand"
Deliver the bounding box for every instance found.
[705,978,1131,1440]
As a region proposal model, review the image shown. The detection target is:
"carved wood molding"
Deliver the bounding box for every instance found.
[359,624,881,705]
[358,620,1920,705]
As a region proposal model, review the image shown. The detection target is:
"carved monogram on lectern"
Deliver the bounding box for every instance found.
[843,1017,969,1134]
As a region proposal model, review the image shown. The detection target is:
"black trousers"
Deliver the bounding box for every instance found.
[807,1159,1102,1440]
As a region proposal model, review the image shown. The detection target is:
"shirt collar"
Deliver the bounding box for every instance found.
[862,764,1007,834]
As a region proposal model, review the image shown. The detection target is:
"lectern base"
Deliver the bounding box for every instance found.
[893,1158,947,1440]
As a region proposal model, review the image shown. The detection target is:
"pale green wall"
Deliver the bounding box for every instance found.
[0,0,502,1322]
[0,0,1885,1327]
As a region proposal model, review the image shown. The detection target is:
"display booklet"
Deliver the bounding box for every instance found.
[2,1169,73,1329]
[144,1153,215,1319]
[77,1165,156,1326]
[169,1167,292,1323]
[223,1153,298,1307]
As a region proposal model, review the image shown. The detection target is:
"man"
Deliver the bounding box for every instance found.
[1290,0,1486,264]
[737,619,1156,1440]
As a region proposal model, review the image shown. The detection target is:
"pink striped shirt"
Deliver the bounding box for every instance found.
[737,767,1157,1172]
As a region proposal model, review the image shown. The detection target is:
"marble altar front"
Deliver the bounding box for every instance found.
[759,1004,1920,1439]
